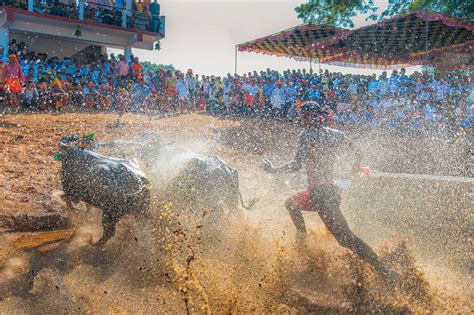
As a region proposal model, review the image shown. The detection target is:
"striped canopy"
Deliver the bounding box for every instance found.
[237,24,347,61]
[237,11,474,68]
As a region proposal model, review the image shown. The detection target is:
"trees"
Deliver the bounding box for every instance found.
[295,0,474,28]
[141,61,175,73]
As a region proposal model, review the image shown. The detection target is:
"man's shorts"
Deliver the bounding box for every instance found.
[291,184,341,212]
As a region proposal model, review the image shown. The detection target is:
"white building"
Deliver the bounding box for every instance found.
[0,0,165,61]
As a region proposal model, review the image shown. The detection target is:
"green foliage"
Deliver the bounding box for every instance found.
[380,0,474,20]
[295,0,376,28]
[74,25,82,37]
[154,41,161,51]
[82,131,96,141]
[141,61,175,73]
[295,0,474,28]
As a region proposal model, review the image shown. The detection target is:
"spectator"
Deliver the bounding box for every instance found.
[2,37,471,133]
[3,54,25,94]
[131,56,143,78]
[270,80,286,118]
[118,55,130,80]
[149,0,161,32]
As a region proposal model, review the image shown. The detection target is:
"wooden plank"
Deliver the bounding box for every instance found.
[5,229,74,250]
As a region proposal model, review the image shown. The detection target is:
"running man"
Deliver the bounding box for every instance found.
[261,102,395,278]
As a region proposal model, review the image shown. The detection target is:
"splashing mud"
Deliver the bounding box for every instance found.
[0,113,472,313]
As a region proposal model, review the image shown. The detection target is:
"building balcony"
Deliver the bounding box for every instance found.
[0,0,165,38]
[0,0,164,55]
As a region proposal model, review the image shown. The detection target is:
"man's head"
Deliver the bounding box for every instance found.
[300,102,332,128]
[8,54,17,64]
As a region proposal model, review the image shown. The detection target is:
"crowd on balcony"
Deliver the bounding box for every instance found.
[0,0,161,33]
[0,41,473,130]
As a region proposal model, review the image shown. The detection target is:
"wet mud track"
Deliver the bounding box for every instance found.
[0,112,472,313]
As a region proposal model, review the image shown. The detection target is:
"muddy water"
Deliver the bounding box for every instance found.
[0,113,472,313]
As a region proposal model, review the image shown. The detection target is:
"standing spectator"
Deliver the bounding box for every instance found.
[270,80,286,118]
[0,45,5,63]
[0,57,4,99]
[3,54,25,104]
[367,74,379,96]
[262,77,274,107]
[176,73,189,111]
[398,68,412,98]
[185,69,197,108]
[242,78,258,113]
[165,70,177,110]
[133,76,152,111]
[389,69,400,95]
[207,76,223,114]
[131,56,144,79]
[118,55,130,82]
[149,0,160,16]
[149,0,161,32]
[285,79,298,117]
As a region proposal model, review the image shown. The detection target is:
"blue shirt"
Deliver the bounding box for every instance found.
[133,84,152,99]
[389,75,400,93]
[398,75,412,95]
[270,87,286,109]
[307,88,321,101]
[262,83,274,98]
[368,80,379,94]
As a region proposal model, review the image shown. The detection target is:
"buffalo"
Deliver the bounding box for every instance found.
[102,132,257,220]
[57,134,151,246]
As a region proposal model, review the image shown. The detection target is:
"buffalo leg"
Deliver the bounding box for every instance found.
[96,211,121,247]
[60,193,74,209]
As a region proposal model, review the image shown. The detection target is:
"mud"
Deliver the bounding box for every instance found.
[0,112,472,313]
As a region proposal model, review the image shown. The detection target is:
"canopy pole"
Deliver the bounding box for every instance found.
[234,46,238,74]
[424,20,429,71]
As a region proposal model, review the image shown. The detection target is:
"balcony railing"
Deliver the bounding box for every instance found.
[1,0,165,36]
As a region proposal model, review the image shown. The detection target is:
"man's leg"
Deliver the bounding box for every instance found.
[285,198,307,234]
[312,186,390,276]
[286,189,318,248]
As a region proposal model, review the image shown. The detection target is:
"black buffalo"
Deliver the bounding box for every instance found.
[157,150,255,220]
[102,134,257,220]
[58,134,151,246]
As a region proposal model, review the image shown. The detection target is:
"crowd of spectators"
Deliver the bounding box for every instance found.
[1,40,473,130]
[0,0,161,33]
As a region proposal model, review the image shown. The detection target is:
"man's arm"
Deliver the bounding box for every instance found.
[341,135,363,175]
[261,134,304,173]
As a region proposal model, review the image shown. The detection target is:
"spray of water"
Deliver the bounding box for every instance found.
[0,113,471,313]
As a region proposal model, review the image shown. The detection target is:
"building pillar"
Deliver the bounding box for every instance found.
[124,45,132,61]
[121,8,127,28]
[79,0,85,20]
[28,0,34,11]
[0,27,9,63]
[100,46,107,55]
[123,0,132,28]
